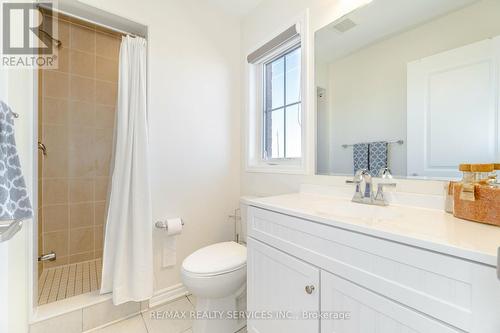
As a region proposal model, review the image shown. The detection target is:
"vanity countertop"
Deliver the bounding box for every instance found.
[243,193,500,267]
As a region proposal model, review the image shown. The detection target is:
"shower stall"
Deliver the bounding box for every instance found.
[36,10,120,305]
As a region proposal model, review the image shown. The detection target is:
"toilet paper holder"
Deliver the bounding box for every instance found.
[155,219,184,230]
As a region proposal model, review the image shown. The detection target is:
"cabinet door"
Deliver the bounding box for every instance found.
[321,271,461,333]
[247,238,320,333]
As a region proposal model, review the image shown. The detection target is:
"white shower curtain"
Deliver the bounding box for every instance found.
[100,36,153,305]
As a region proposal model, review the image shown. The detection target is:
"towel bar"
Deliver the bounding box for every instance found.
[342,139,404,148]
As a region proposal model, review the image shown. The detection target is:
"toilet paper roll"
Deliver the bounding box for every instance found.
[162,218,182,268]
[166,218,183,236]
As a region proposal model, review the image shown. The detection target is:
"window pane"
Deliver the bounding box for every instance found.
[285,48,301,105]
[262,45,302,161]
[269,108,285,159]
[285,104,301,158]
[266,57,284,110]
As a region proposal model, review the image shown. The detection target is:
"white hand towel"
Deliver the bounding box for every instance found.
[162,218,182,268]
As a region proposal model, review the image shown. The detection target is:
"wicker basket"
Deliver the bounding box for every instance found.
[453,184,500,227]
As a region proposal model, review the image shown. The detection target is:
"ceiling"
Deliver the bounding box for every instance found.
[205,0,264,17]
[315,0,479,64]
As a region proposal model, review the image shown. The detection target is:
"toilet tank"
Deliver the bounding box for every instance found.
[239,197,256,244]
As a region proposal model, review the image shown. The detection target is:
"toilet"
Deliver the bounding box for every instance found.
[181,202,250,333]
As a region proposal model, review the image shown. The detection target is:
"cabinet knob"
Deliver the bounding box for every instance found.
[305,285,315,294]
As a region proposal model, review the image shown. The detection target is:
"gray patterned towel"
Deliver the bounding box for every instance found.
[0,101,33,222]
[353,143,369,175]
[369,141,388,176]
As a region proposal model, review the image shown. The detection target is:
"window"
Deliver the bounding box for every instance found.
[263,46,302,160]
[245,17,309,174]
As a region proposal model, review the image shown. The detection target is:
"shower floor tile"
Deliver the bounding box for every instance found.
[38,258,102,305]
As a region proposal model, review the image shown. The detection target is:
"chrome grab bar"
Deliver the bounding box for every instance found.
[0,220,23,243]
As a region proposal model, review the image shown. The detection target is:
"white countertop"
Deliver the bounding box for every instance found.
[244,192,500,267]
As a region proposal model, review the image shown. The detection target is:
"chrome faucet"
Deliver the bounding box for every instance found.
[346,169,373,204]
[346,169,396,206]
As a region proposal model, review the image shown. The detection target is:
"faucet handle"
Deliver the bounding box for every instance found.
[347,170,369,202]
[346,169,369,184]
[374,182,397,205]
[378,167,393,179]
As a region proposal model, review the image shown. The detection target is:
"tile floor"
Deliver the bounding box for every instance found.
[91,295,247,333]
[38,258,102,305]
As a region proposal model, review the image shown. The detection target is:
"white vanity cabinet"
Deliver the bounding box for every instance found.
[247,238,320,333]
[320,271,461,333]
[246,205,500,333]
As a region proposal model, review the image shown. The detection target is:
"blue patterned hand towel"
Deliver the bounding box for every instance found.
[369,141,388,176]
[0,101,33,222]
[353,143,369,175]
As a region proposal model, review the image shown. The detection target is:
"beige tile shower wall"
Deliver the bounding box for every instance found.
[39,15,120,269]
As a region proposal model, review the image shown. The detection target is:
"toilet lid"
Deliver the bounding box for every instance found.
[182,241,247,275]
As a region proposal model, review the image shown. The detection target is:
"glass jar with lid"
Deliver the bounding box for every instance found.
[471,164,494,185]
[444,181,454,213]
[458,164,475,201]
[492,164,500,185]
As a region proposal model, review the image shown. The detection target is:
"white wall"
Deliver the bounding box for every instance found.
[0,159,7,333]
[0,8,37,331]
[0,241,7,333]
[79,0,241,291]
[0,6,35,329]
[322,0,500,176]
[0,67,35,333]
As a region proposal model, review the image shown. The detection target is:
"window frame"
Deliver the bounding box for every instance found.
[262,43,302,161]
[245,15,310,175]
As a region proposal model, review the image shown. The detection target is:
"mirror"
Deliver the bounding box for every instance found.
[315,0,500,179]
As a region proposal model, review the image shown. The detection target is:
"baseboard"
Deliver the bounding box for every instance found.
[148,283,189,308]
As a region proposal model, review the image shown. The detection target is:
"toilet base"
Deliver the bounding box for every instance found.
[192,290,246,333]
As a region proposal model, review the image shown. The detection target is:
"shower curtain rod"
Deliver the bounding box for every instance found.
[38,4,145,39]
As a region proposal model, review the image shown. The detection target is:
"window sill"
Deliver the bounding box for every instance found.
[245,161,308,175]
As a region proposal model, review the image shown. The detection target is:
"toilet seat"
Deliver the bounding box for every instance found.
[182,241,246,276]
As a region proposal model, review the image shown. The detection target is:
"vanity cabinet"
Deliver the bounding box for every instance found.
[246,205,500,333]
[321,271,460,333]
[247,238,320,333]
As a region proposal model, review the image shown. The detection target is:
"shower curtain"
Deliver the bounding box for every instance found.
[100,36,153,305]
